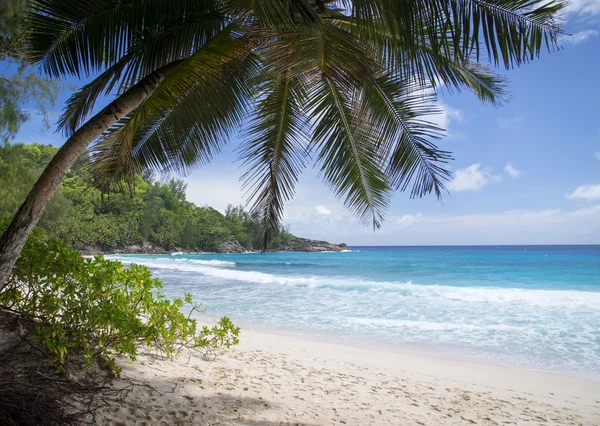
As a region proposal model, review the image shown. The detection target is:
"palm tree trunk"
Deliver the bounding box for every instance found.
[0,62,180,290]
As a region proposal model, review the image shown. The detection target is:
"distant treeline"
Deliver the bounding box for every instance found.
[0,142,292,251]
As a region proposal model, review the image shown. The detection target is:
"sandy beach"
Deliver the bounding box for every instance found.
[94,326,600,425]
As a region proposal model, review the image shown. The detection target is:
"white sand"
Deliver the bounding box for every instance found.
[96,327,600,425]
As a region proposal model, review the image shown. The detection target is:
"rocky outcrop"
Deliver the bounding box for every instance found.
[214,238,246,253]
[80,236,348,255]
[274,236,348,252]
[80,243,189,255]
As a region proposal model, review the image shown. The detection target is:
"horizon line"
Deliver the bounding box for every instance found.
[343,244,600,247]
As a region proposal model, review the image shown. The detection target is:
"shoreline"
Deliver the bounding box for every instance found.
[96,325,600,425]
[84,249,354,256]
[103,251,600,383]
[237,327,600,399]
[196,315,600,383]
[80,239,349,256]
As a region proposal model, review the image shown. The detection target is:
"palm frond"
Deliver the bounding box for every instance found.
[58,52,135,136]
[224,0,320,27]
[265,21,391,228]
[27,0,220,77]
[334,19,508,105]
[57,14,225,135]
[259,22,378,92]
[345,0,564,69]
[447,61,508,105]
[25,0,565,239]
[362,75,452,198]
[307,77,391,229]
[259,21,397,229]
[240,73,310,250]
[90,26,257,186]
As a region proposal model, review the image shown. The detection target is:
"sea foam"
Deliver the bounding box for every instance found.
[106,247,600,380]
[111,256,600,310]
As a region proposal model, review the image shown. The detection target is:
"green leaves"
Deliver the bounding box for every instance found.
[0,142,71,226]
[0,144,308,252]
[24,0,565,249]
[0,233,241,371]
[361,75,451,198]
[241,73,310,249]
[348,0,564,69]
[89,27,257,187]
[309,78,391,229]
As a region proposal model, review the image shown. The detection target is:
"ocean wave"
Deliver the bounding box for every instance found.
[110,256,236,267]
[346,317,522,332]
[177,259,236,267]
[113,257,600,309]
[170,251,209,255]
[396,281,600,309]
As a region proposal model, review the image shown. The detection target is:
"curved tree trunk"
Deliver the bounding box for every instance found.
[0,62,179,289]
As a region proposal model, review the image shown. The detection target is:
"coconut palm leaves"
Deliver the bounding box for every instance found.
[25,0,565,249]
[309,77,392,229]
[90,26,258,187]
[241,74,309,247]
[57,13,226,134]
[28,0,223,76]
[348,0,563,67]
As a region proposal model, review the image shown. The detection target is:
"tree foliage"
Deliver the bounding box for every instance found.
[0,141,293,251]
[0,0,60,141]
[0,141,71,227]
[23,0,564,249]
[0,231,240,373]
[0,0,26,54]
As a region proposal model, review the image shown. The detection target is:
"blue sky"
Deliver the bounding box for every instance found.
[12,1,600,245]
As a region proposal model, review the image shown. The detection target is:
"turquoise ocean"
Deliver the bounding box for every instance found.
[109,245,600,380]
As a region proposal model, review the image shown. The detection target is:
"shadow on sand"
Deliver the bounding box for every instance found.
[95,370,321,426]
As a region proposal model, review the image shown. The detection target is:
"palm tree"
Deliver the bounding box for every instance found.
[0,0,564,288]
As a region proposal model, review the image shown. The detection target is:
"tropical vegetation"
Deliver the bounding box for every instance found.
[0,0,564,288]
[0,0,568,420]
[0,0,59,141]
[0,141,292,251]
[0,230,240,374]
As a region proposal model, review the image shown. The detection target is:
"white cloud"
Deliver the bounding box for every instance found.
[294,207,600,246]
[183,153,246,212]
[594,151,600,160]
[574,204,600,216]
[497,115,524,131]
[185,174,244,211]
[504,162,522,178]
[447,164,490,192]
[437,103,464,129]
[423,102,464,137]
[566,184,600,201]
[521,209,562,218]
[566,0,600,16]
[561,30,600,45]
[428,209,564,231]
[179,153,600,246]
[396,213,424,228]
[315,205,332,215]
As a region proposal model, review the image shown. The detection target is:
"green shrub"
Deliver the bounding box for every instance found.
[0,234,240,374]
